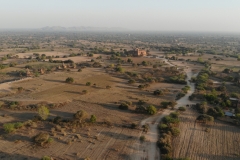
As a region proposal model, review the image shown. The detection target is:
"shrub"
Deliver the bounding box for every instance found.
[170,127,180,137]
[34,132,50,146]
[38,106,50,120]
[106,85,111,89]
[158,124,168,131]
[138,100,146,105]
[17,87,23,92]
[140,135,146,142]
[53,116,62,124]
[14,122,23,129]
[147,105,157,115]
[119,103,129,110]
[161,101,170,109]
[90,115,97,123]
[178,106,186,111]
[138,85,145,90]
[86,82,91,86]
[196,114,214,123]
[131,123,137,129]
[116,67,124,73]
[128,79,135,84]
[153,89,164,96]
[41,156,51,160]
[162,116,179,125]
[73,110,88,123]
[170,112,179,118]
[47,138,54,143]
[78,69,82,72]
[66,77,74,83]
[82,90,88,94]
[3,123,15,133]
[182,86,190,93]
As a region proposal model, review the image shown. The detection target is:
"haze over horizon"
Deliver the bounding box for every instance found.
[1,0,240,33]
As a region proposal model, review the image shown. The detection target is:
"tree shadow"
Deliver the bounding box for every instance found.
[0,151,39,160]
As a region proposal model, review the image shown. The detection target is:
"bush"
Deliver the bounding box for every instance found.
[86,82,91,86]
[78,69,82,72]
[116,67,124,73]
[162,116,179,125]
[73,110,88,123]
[47,138,54,143]
[170,127,180,137]
[178,106,186,111]
[53,116,62,124]
[153,89,164,96]
[14,122,23,129]
[82,90,88,94]
[170,112,179,118]
[138,100,146,105]
[128,79,135,84]
[17,87,23,92]
[90,115,97,123]
[147,105,157,115]
[34,132,50,146]
[3,123,15,133]
[131,123,137,129]
[119,103,129,110]
[66,77,74,83]
[161,101,170,109]
[196,114,214,123]
[106,85,111,89]
[41,156,51,160]
[38,106,50,120]
[140,135,146,142]
[158,124,168,131]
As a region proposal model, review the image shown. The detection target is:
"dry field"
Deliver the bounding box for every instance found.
[173,108,240,160]
[0,64,185,159]
[0,100,140,160]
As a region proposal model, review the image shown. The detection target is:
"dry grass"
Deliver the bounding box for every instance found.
[172,108,240,160]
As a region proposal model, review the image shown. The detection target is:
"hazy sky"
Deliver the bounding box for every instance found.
[1,0,240,32]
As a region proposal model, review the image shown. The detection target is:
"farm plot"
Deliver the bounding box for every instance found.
[172,108,240,160]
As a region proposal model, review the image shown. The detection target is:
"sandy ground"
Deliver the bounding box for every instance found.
[0,77,32,93]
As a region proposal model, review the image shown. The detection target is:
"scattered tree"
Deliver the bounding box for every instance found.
[38,106,49,120]
[66,77,74,83]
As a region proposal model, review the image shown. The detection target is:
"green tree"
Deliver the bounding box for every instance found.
[147,105,157,115]
[73,110,88,123]
[116,67,124,73]
[38,106,50,120]
[66,77,74,83]
[3,123,15,133]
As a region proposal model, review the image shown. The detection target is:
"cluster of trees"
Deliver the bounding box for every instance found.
[167,73,187,84]
[194,68,211,90]
[161,101,177,109]
[195,102,223,122]
[3,122,23,133]
[135,104,157,115]
[157,112,183,158]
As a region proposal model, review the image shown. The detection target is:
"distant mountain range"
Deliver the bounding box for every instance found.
[41,26,127,31]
